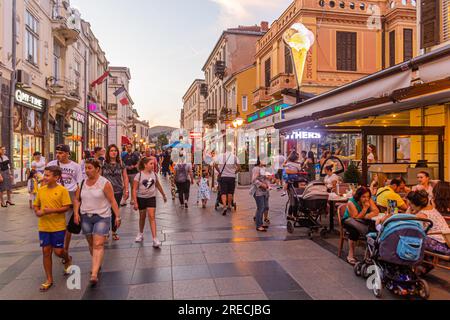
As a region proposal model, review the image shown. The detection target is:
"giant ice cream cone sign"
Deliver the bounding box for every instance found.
[283,23,315,87]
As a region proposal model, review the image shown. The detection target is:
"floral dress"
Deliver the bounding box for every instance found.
[197,177,211,201]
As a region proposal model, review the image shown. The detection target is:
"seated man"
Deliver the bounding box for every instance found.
[376,178,408,212]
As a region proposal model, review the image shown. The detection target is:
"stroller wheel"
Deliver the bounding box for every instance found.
[373,288,382,299]
[287,221,295,234]
[361,264,370,279]
[417,279,430,300]
[354,262,363,277]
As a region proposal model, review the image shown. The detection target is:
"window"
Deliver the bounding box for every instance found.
[285,45,293,74]
[420,0,440,48]
[53,42,61,80]
[242,95,248,112]
[389,31,396,66]
[264,58,271,88]
[403,29,413,61]
[336,32,357,71]
[25,11,39,65]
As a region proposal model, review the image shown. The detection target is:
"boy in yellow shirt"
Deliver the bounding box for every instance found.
[34,166,72,292]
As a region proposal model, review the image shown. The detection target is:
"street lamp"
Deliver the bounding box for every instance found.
[232,110,244,129]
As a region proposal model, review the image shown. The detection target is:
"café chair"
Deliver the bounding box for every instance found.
[423,218,450,271]
[337,204,348,257]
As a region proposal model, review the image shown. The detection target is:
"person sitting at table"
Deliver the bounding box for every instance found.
[376,178,408,212]
[342,186,380,265]
[432,181,450,217]
[324,165,340,192]
[369,173,387,198]
[407,190,450,256]
[397,177,411,195]
[412,171,434,198]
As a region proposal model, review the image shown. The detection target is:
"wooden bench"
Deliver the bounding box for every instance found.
[423,216,450,271]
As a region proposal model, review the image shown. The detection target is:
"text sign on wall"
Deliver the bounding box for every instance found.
[15,89,45,110]
[287,131,322,140]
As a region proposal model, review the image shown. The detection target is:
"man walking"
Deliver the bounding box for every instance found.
[214,147,241,216]
[122,143,140,206]
[47,145,82,263]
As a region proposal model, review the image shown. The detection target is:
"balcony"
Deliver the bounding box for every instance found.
[47,76,81,110]
[214,60,226,80]
[253,87,272,108]
[269,73,296,99]
[52,2,80,46]
[203,109,218,127]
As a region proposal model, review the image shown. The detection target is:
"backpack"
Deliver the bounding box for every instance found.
[175,164,188,183]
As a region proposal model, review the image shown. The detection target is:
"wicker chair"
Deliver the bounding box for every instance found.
[336,204,348,257]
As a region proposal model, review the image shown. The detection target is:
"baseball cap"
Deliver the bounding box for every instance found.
[56,144,71,153]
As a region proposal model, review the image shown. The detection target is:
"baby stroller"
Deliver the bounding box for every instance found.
[285,180,329,238]
[354,214,433,299]
[214,181,237,212]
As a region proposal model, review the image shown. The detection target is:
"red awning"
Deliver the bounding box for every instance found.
[121,136,132,145]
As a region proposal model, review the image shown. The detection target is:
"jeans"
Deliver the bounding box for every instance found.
[176,181,191,204]
[254,194,269,228]
[111,192,122,233]
[81,215,111,236]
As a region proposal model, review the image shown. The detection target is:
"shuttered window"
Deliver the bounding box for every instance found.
[336,32,357,71]
[389,31,396,66]
[443,0,450,42]
[403,29,413,61]
[264,58,271,88]
[284,45,293,74]
[420,0,440,48]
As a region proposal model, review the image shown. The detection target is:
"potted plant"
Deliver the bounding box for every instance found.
[343,162,361,186]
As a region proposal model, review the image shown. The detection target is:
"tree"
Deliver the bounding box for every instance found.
[157,134,169,149]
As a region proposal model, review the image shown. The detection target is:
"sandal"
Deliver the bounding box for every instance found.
[6,201,15,206]
[256,227,267,232]
[347,257,358,265]
[1,203,7,208]
[61,255,72,265]
[112,233,120,241]
[89,278,98,288]
[39,282,53,292]
[264,219,271,225]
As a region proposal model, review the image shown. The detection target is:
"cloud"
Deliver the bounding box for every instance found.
[210,0,291,28]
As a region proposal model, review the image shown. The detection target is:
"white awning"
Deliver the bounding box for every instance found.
[419,55,450,83]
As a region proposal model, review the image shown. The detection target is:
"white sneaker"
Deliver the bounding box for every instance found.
[135,233,144,243]
[152,238,161,248]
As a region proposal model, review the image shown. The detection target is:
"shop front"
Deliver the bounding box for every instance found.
[88,112,108,150]
[12,87,46,184]
[65,111,85,162]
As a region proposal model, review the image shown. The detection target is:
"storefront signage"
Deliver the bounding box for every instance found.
[247,102,290,124]
[287,131,321,140]
[88,102,101,113]
[73,112,85,123]
[15,89,45,110]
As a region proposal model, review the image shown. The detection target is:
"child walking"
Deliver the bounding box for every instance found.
[33,166,72,292]
[27,169,39,209]
[197,171,211,208]
[133,157,167,247]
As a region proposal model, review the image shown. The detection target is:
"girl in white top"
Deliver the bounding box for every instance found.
[412,171,434,198]
[73,159,121,287]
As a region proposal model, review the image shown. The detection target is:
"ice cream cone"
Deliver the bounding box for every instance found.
[283,23,315,86]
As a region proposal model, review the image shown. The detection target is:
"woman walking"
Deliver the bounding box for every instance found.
[251,158,271,232]
[102,145,129,241]
[0,146,15,207]
[73,159,121,287]
[174,155,194,209]
[133,157,167,247]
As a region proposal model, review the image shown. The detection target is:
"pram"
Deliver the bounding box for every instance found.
[214,180,237,212]
[285,179,329,238]
[354,214,433,299]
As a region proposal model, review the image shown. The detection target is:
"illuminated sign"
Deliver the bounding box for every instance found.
[15,89,45,110]
[88,102,101,113]
[73,112,85,123]
[247,102,290,123]
[287,131,321,140]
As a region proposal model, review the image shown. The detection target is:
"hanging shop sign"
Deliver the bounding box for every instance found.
[15,88,46,110]
[286,131,322,140]
[73,111,85,123]
[247,101,290,124]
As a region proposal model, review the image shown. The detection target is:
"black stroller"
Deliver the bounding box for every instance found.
[354,214,433,299]
[214,182,237,212]
[285,179,329,238]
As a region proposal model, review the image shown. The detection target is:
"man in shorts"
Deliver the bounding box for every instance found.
[214,148,241,216]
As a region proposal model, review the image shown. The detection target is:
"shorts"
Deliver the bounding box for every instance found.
[81,214,111,236]
[275,169,283,180]
[219,177,236,196]
[137,197,156,210]
[39,230,66,248]
[65,191,76,228]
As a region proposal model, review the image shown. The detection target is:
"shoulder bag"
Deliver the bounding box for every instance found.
[67,180,84,235]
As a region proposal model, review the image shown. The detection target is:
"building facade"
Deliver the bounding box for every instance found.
[182,79,206,133]
[253,0,417,109]
[202,23,268,132]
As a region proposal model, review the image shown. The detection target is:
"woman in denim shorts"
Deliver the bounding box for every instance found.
[74,159,121,287]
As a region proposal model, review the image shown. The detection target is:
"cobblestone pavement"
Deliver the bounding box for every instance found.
[0,177,449,300]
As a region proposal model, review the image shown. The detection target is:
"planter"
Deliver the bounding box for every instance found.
[238,171,251,186]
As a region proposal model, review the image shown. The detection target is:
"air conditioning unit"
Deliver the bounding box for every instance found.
[16,70,32,88]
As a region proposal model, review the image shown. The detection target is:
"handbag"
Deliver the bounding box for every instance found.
[67,180,84,235]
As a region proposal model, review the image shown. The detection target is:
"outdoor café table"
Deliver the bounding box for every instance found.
[327,194,350,233]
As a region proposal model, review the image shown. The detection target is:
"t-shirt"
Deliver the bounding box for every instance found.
[47,160,82,192]
[102,162,125,194]
[80,176,111,218]
[34,185,72,232]
[175,163,192,182]
[324,174,340,189]
[376,186,406,209]
[274,155,286,170]
[32,157,46,173]
[419,208,450,243]
[122,152,140,175]
[135,171,158,198]
[215,152,240,178]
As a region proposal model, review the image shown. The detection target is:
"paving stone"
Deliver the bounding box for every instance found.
[131,267,172,285]
[220,293,268,300]
[171,253,207,266]
[135,255,172,269]
[128,281,173,300]
[214,276,264,296]
[173,279,218,299]
[171,244,202,255]
[172,265,212,281]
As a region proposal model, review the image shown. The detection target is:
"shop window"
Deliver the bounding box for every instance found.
[336,32,357,71]
[403,29,413,61]
[389,31,396,66]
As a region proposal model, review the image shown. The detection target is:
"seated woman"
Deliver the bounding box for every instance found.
[370,173,388,198]
[407,190,450,256]
[412,171,433,198]
[342,187,380,265]
[323,165,340,193]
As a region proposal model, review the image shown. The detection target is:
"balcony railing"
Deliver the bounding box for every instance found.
[52,1,80,46]
[253,87,272,107]
[269,73,296,98]
[203,109,218,126]
[48,76,81,102]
